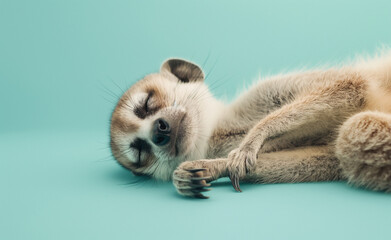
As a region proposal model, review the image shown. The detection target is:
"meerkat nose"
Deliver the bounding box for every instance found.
[152,118,171,146]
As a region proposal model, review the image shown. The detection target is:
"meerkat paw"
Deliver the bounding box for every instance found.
[173,161,213,199]
[227,147,257,192]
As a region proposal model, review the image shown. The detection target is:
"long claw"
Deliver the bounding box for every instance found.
[229,175,236,190]
[190,176,211,181]
[194,193,209,199]
[190,182,211,188]
[173,176,191,182]
[185,168,207,173]
[236,178,242,192]
[234,176,242,192]
[191,188,212,193]
[230,175,242,192]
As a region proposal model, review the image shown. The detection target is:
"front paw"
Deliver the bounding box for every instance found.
[227,147,257,192]
[173,162,212,199]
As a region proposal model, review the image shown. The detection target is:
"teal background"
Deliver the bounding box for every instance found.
[1,0,391,239]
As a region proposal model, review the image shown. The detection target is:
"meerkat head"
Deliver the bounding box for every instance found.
[110,59,223,180]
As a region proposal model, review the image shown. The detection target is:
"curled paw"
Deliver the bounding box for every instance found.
[173,165,212,199]
[227,147,257,192]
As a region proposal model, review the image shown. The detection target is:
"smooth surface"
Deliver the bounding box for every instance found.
[1,1,391,239]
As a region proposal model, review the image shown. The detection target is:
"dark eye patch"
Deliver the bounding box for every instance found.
[129,138,152,166]
[134,92,154,119]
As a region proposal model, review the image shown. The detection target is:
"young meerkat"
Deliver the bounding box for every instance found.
[110,52,391,199]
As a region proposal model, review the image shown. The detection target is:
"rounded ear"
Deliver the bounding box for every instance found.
[160,59,204,83]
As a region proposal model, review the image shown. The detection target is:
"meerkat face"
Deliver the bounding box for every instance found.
[110,59,223,180]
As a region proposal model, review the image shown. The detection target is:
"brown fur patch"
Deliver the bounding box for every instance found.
[144,84,169,109]
[111,115,140,133]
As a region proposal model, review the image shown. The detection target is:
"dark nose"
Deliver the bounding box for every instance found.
[152,118,171,146]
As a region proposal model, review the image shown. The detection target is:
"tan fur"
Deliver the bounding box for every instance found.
[110,52,391,198]
[336,111,391,192]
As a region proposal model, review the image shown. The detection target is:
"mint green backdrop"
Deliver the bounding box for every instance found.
[1,1,391,239]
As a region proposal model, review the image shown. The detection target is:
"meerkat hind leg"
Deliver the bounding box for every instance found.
[336,111,391,192]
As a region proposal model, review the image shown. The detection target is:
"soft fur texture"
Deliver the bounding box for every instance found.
[336,111,391,191]
[110,51,391,198]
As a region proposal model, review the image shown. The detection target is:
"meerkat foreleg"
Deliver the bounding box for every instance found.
[242,145,343,185]
[173,145,342,198]
[227,78,367,190]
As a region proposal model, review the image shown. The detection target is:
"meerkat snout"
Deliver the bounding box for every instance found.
[150,112,187,157]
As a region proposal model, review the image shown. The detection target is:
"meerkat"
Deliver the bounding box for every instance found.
[110,52,391,199]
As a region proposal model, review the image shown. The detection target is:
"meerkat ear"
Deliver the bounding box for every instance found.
[161,59,204,83]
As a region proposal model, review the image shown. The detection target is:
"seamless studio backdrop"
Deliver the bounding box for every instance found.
[1,1,391,240]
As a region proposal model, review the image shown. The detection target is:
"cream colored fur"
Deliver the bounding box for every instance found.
[110,52,391,199]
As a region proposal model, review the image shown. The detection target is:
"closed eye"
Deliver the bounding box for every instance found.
[134,92,153,119]
[144,94,151,113]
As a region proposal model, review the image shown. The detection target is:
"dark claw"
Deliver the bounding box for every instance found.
[190,176,210,181]
[190,182,211,188]
[185,168,207,173]
[194,193,209,199]
[230,175,242,192]
[191,188,212,193]
[235,176,242,192]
